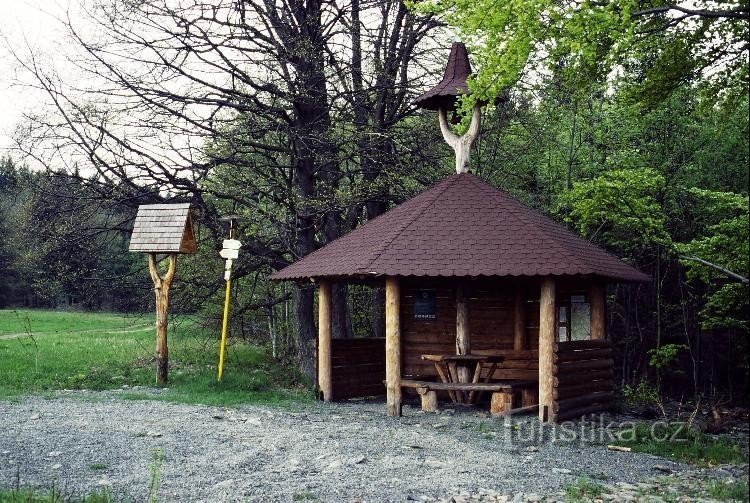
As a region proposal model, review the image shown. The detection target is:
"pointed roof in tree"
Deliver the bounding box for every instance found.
[271,174,649,282]
[413,42,472,111]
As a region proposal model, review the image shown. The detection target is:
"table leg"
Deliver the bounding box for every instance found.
[483,363,498,383]
[447,362,465,403]
[468,362,483,404]
[433,362,457,403]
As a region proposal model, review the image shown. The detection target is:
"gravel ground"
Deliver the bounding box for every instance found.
[0,390,740,502]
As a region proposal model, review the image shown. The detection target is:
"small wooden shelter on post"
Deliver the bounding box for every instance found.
[272,42,647,422]
[129,203,196,385]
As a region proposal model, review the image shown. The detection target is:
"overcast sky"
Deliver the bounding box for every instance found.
[0,0,72,155]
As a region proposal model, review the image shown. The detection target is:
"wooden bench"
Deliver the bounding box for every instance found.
[400,379,537,414]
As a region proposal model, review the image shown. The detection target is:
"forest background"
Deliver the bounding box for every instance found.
[0,0,747,405]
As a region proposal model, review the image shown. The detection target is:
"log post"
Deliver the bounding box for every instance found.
[538,277,556,422]
[418,389,438,412]
[318,280,333,401]
[589,283,606,341]
[385,276,402,417]
[490,391,514,416]
[514,287,526,350]
[148,253,177,386]
[456,282,471,383]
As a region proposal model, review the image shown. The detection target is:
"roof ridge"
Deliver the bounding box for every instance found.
[361,175,460,273]
[464,175,586,271]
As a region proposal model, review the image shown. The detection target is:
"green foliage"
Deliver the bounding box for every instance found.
[558,168,670,250]
[564,477,606,502]
[705,479,749,501]
[413,0,748,109]
[0,488,113,502]
[648,344,687,370]
[622,379,659,407]
[615,423,748,466]
[677,189,749,331]
[147,449,164,503]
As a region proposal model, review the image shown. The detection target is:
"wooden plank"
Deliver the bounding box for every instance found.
[385,276,402,417]
[555,348,613,363]
[554,381,613,400]
[318,280,332,401]
[539,277,556,422]
[556,340,613,351]
[555,369,614,387]
[555,402,612,422]
[554,391,614,413]
[400,379,535,392]
[555,359,614,373]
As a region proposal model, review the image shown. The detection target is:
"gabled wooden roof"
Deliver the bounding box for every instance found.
[271,174,649,282]
[129,203,196,254]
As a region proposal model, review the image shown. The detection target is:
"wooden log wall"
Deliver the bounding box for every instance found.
[553,339,614,422]
[320,338,386,400]
[400,281,540,381]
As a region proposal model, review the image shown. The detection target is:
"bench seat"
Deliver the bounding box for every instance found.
[399,378,537,413]
[400,378,535,392]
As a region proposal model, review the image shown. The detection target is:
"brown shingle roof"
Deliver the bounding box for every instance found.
[129,203,196,254]
[272,174,649,282]
[413,42,472,111]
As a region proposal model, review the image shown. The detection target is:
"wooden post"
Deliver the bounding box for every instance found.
[318,280,332,401]
[418,389,438,412]
[514,286,526,350]
[490,391,513,416]
[589,283,606,341]
[538,277,556,422]
[456,282,471,383]
[148,253,177,386]
[385,276,402,417]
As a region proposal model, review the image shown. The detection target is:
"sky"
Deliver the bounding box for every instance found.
[0,0,72,154]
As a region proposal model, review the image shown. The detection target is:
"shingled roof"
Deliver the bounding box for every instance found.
[129,203,196,254]
[271,174,649,282]
[413,42,472,111]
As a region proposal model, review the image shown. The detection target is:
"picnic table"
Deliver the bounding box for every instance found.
[420,353,505,404]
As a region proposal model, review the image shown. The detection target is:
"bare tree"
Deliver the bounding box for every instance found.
[10,0,442,378]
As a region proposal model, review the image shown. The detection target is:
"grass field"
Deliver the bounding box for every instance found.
[0,309,312,406]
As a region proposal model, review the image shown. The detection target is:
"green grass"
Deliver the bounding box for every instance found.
[0,488,113,502]
[705,479,749,501]
[612,422,748,466]
[632,476,750,502]
[564,477,606,502]
[0,309,313,406]
[292,492,319,501]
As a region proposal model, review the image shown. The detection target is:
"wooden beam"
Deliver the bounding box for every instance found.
[589,283,606,340]
[455,282,471,383]
[148,252,176,386]
[385,276,402,417]
[538,277,556,422]
[318,280,332,401]
[514,287,526,350]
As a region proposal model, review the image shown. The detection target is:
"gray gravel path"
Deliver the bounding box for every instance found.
[0,391,689,502]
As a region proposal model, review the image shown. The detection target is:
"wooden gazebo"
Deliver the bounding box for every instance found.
[272,174,648,422]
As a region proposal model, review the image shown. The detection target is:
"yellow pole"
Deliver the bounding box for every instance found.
[217,277,232,381]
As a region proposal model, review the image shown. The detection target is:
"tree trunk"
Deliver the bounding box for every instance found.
[295,284,316,382]
[148,253,176,386]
